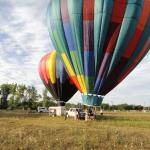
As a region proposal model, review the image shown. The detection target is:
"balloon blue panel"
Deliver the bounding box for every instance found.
[82,94,103,106]
[56,57,67,84]
[84,51,95,76]
[83,21,94,51]
[63,22,76,51]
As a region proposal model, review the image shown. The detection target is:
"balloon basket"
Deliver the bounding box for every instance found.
[81,94,104,106]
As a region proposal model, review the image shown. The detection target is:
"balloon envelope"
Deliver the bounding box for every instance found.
[47,0,150,106]
[39,51,77,106]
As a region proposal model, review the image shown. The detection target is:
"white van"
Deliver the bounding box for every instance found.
[67,108,77,117]
[67,108,85,119]
[37,107,48,113]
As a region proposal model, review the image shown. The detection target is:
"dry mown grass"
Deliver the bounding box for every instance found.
[0,111,150,150]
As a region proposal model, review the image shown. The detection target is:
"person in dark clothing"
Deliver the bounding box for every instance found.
[64,109,68,120]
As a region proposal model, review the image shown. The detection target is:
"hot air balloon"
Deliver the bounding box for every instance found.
[47,0,150,106]
[39,51,77,106]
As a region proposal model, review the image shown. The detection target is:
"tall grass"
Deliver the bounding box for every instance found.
[0,111,150,150]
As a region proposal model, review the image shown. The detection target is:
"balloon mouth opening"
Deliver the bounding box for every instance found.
[81,93,104,107]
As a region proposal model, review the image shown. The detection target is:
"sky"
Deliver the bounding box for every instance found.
[0,0,150,106]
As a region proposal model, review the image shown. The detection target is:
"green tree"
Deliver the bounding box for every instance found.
[101,103,110,110]
[42,88,57,107]
[42,88,51,107]
[0,84,12,109]
[16,85,27,109]
[7,84,18,109]
[26,86,40,110]
[8,96,15,109]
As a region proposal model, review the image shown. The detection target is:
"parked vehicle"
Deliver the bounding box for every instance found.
[67,108,85,119]
[37,107,48,113]
[48,106,65,116]
[78,109,86,119]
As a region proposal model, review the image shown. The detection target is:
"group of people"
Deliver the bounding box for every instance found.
[85,107,96,121]
[64,108,84,120]
[74,108,81,120]
[64,107,103,121]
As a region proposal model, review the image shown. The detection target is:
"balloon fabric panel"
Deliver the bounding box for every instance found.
[39,51,77,106]
[47,0,150,106]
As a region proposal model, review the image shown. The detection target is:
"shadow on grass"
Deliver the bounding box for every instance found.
[96,115,127,121]
[0,110,47,118]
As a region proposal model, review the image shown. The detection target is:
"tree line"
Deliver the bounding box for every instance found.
[0,83,149,111]
[100,103,148,111]
[65,103,149,111]
[0,83,56,110]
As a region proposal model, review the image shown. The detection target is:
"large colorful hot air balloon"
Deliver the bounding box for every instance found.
[39,51,77,106]
[47,0,150,106]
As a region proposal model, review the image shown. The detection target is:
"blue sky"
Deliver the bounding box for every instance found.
[0,0,150,106]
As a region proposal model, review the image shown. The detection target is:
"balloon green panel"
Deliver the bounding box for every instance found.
[128,0,144,5]
[85,76,95,93]
[53,30,64,51]
[94,0,113,13]
[50,0,75,71]
[47,4,59,51]
[94,0,114,72]
[94,13,113,71]
[51,0,61,19]
[67,1,84,74]
[53,21,67,53]
[67,0,83,14]
[107,2,143,75]
[124,4,143,19]
[70,51,83,76]
[49,0,65,54]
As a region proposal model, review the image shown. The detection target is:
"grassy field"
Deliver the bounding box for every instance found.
[0,110,150,150]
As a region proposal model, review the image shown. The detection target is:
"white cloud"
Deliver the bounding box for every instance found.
[0,0,51,90]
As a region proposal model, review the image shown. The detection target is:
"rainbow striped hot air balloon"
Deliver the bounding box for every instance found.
[39,51,77,106]
[47,0,150,106]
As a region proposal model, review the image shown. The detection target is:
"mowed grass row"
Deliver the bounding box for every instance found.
[0,111,150,150]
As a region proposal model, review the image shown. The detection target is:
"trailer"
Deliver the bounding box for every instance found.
[48,106,65,116]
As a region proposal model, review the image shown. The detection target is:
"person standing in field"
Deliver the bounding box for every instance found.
[85,108,89,121]
[93,108,96,120]
[74,109,78,120]
[78,109,81,120]
[100,109,103,116]
[64,109,68,120]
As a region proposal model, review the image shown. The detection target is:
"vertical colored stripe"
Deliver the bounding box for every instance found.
[94,0,114,73]
[83,0,94,20]
[47,51,57,84]
[108,0,143,75]
[83,0,95,92]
